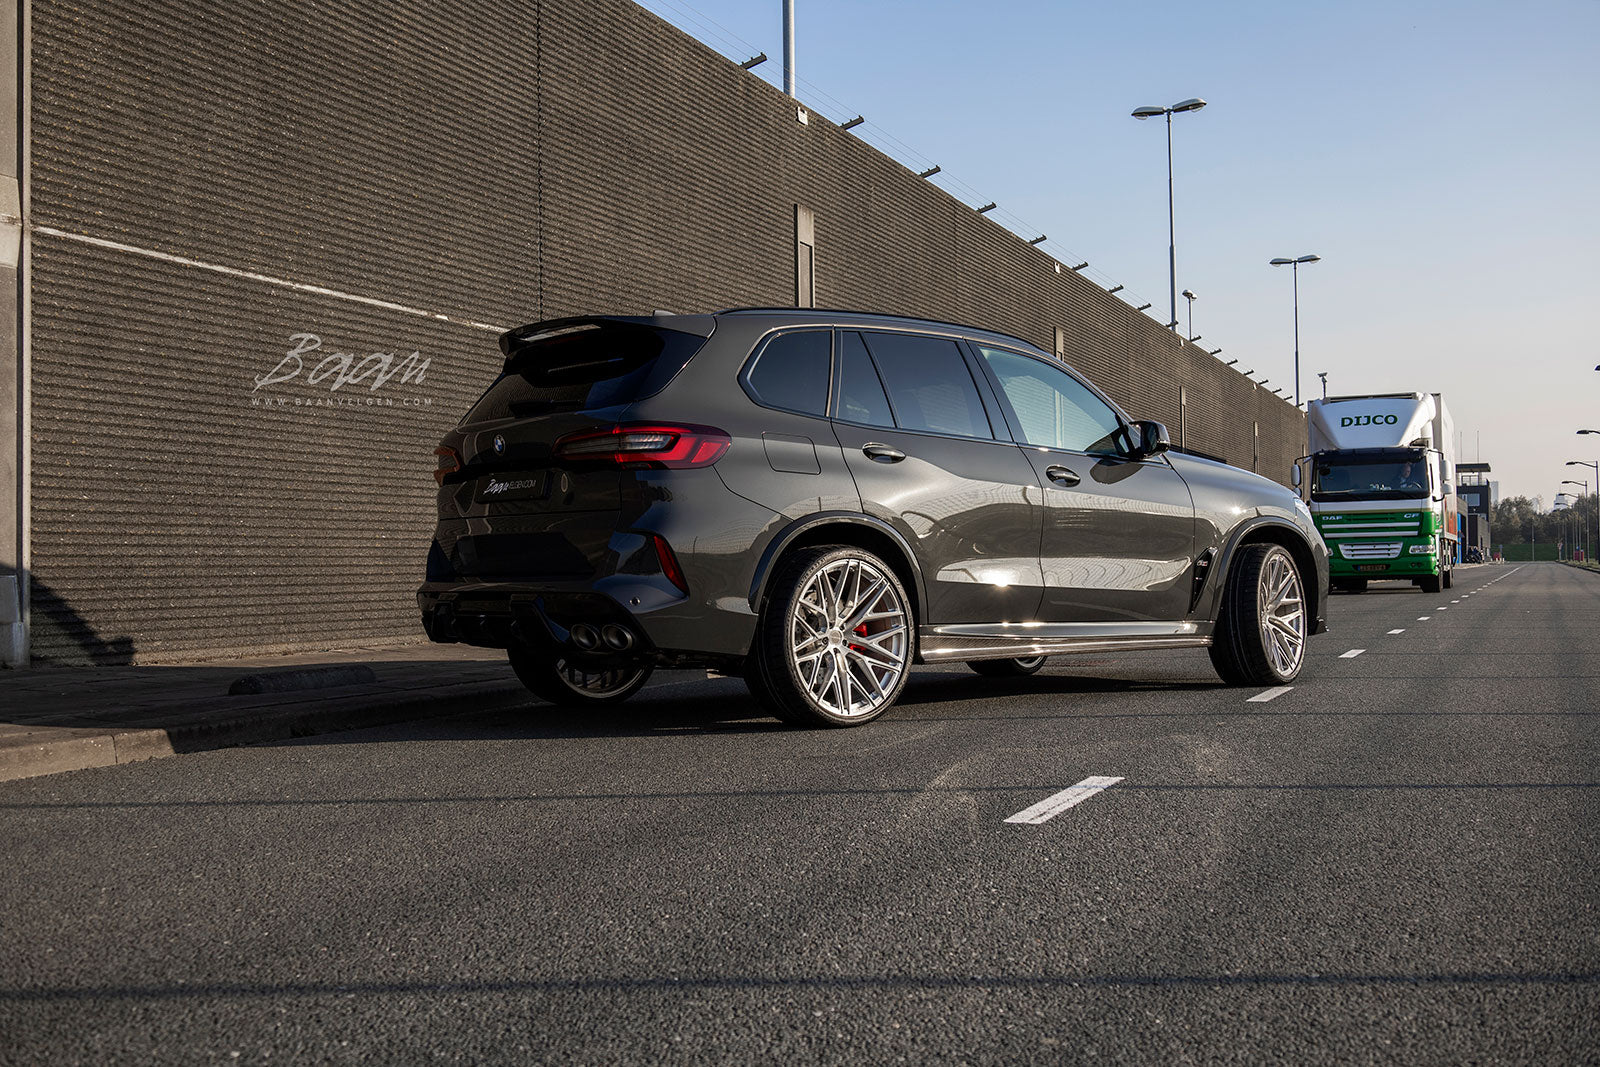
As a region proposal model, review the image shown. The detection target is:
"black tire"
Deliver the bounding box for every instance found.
[507,645,653,707]
[1208,543,1309,686]
[1442,566,1453,589]
[742,650,810,725]
[966,656,1047,677]
[751,545,914,727]
[1334,578,1368,594]
[1419,573,1443,594]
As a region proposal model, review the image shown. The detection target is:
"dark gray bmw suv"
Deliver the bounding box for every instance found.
[420,308,1328,725]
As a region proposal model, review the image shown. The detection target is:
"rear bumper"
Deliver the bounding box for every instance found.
[417,576,756,664]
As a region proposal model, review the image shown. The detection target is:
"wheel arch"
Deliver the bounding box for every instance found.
[748,512,926,625]
[1214,517,1326,637]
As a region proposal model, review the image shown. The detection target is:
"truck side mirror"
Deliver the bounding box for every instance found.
[1291,465,1302,488]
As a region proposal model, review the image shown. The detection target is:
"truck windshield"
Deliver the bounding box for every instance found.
[1312,456,1431,501]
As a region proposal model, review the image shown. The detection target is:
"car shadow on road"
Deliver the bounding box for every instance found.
[277,666,1228,745]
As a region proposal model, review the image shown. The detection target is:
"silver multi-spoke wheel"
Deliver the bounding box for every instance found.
[1257,549,1306,677]
[507,646,653,707]
[553,660,652,700]
[788,557,910,719]
[1209,543,1310,686]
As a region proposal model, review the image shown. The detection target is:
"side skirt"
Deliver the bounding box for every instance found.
[917,621,1211,663]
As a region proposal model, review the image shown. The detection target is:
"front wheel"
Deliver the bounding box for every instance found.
[508,646,653,707]
[750,546,913,727]
[1208,544,1308,686]
[966,656,1047,677]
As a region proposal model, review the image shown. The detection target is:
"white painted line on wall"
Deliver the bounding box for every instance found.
[1004,776,1123,824]
[1388,629,1406,635]
[1247,686,1294,703]
[34,225,510,333]
[1340,649,1366,658]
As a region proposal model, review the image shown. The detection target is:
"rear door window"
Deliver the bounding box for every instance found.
[835,332,895,427]
[860,331,993,439]
[743,330,831,415]
[465,323,707,423]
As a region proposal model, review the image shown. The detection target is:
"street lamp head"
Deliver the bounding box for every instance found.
[1132,106,1165,119]
[1182,289,1196,300]
[1269,258,1295,266]
[1296,254,1322,264]
[1171,97,1207,113]
[1578,429,1600,435]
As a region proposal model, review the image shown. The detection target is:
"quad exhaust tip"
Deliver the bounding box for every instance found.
[569,622,635,652]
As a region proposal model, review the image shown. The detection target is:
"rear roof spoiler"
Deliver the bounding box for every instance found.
[498,314,717,358]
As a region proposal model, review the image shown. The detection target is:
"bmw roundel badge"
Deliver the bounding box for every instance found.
[492,434,505,455]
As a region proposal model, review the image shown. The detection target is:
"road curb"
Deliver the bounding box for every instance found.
[0,681,532,784]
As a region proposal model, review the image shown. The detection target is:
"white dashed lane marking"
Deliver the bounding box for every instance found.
[1004,776,1124,824]
[1418,616,1432,621]
[1247,686,1295,703]
[1340,649,1366,659]
[1388,629,1406,634]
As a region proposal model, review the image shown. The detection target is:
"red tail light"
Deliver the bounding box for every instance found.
[553,424,731,469]
[433,446,461,485]
[652,534,689,595]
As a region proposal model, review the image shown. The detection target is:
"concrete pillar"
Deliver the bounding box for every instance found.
[0,0,24,667]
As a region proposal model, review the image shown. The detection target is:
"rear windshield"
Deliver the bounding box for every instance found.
[464,324,707,423]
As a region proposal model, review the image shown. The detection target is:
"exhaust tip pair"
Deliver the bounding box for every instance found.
[570,622,634,652]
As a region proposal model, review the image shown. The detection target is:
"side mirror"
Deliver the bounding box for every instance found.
[1291,464,1302,488]
[1132,420,1170,458]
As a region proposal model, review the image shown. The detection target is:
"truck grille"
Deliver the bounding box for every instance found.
[1339,542,1402,560]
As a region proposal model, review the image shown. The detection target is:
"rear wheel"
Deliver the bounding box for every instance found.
[508,646,653,707]
[1208,544,1308,686]
[751,546,913,727]
[966,656,1047,677]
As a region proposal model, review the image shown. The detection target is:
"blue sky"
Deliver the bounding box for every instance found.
[634,0,1600,505]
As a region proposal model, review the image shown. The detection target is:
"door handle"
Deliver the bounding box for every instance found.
[1045,465,1081,487]
[862,443,906,463]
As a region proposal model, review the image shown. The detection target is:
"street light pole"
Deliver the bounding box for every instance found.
[1133,98,1207,332]
[1270,254,1321,406]
[1182,289,1197,341]
[1568,449,1600,561]
[1563,480,1588,560]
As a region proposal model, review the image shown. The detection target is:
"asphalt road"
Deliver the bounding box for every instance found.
[3,563,1597,1066]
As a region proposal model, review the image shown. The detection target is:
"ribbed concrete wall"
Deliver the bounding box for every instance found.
[27,0,1305,662]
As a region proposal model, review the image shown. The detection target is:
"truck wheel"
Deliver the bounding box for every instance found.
[752,546,913,727]
[508,646,652,707]
[1208,544,1308,686]
[1420,573,1443,594]
[967,656,1047,677]
[1334,578,1367,594]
